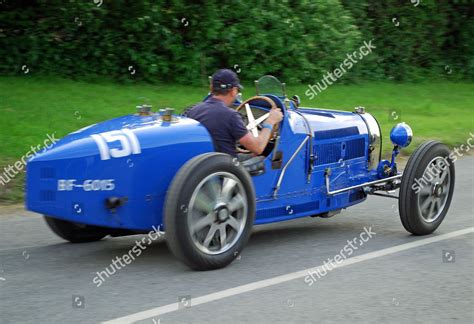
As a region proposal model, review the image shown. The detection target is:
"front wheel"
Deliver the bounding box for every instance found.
[399,141,455,235]
[164,153,255,270]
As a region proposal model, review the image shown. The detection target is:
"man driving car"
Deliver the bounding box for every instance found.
[186,69,283,157]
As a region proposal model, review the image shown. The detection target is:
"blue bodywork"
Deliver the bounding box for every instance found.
[26,91,393,231]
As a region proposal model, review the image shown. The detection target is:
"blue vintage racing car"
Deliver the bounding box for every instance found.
[26,76,455,270]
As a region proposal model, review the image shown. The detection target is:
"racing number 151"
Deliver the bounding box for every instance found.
[90,129,141,160]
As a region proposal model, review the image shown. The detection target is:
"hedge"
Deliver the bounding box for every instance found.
[0,0,472,84]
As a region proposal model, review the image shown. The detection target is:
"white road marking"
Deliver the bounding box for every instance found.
[102,227,474,324]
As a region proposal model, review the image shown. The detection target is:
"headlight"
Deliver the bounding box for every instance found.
[390,122,413,148]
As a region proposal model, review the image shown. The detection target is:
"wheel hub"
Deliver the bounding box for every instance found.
[214,203,230,223]
[432,182,443,198]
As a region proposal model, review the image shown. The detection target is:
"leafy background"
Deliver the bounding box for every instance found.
[1,0,473,84]
[0,0,473,204]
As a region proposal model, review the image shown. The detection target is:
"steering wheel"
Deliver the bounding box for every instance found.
[234,96,280,155]
[236,96,279,136]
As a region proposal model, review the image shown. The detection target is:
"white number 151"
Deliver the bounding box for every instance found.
[90,129,141,160]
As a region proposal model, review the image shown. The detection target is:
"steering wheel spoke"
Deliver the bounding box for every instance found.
[236,96,280,149]
[244,104,259,137]
[254,113,270,127]
[245,104,255,124]
[244,104,271,137]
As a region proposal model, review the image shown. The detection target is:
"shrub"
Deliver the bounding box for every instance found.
[0,0,471,83]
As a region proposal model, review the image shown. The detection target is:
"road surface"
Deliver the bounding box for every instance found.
[0,157,473,323]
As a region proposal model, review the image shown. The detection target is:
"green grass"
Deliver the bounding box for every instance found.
[1,76,473,204]
[289,82,474,154]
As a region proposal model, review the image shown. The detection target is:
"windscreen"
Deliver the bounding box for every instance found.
[256,75,285,97]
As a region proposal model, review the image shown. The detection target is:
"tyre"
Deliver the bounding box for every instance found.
[164,153,255,270]
[44,216,109,243]
[399,141,455,235]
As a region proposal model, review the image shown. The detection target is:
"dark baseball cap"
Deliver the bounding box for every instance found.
[211,69,244,90]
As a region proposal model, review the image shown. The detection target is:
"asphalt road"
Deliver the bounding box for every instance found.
[1,157,473,324]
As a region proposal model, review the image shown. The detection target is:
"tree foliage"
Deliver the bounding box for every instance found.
[0,0,472,83]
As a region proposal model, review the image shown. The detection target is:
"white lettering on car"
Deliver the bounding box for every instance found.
[57,179,115,191]
[90,129,141,160]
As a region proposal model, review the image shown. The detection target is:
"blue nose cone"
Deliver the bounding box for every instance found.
[390,122,413,148]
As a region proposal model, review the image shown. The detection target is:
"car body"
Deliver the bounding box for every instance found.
[26,76,455,270]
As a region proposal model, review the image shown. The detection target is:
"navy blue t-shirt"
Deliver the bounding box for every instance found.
[187,97,248,157]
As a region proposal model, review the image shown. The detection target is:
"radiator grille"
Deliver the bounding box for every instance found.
[345,138,366,160]
[314,127,359,140]
[315,142,342,165]
[314,136,366,165]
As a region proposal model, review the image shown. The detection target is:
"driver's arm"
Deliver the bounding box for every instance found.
[239,108,283,155]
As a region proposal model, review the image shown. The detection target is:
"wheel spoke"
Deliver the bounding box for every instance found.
[440,190,448,200]
[219,225,227,248]
[227,215,240,231]
[205,176,222,201]
[194,191,213,214]
[419,185,431,196]
[253,113,270,127]
[221,178,237,202]
[434,199,441,214]
[249,127,259,137]
[420,196,432,212]
[439,167,449,183]
[228,193,245,213]
[191,213,214,233]
[245,104,259,137]
[245,104,255,124]
[428,199,436,219]
[246,113,269,130]
[203,223,218,248]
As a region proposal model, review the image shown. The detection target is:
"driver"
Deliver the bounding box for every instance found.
[186,69,283,157]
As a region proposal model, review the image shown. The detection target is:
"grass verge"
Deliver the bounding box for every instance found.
[1,76,472,204]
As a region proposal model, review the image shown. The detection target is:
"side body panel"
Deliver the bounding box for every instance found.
[26,115,214,230]
[253,105,377,225]
[26,103,381,231]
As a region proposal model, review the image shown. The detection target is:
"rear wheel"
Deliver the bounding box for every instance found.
[44,216,109,243]
[164,153,255,270]
[399,141,455,235]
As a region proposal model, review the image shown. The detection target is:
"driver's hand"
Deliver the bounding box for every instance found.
[266,108,283,126]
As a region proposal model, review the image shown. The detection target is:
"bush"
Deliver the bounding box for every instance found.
[341,0,474,81]
[0,0,472,83]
